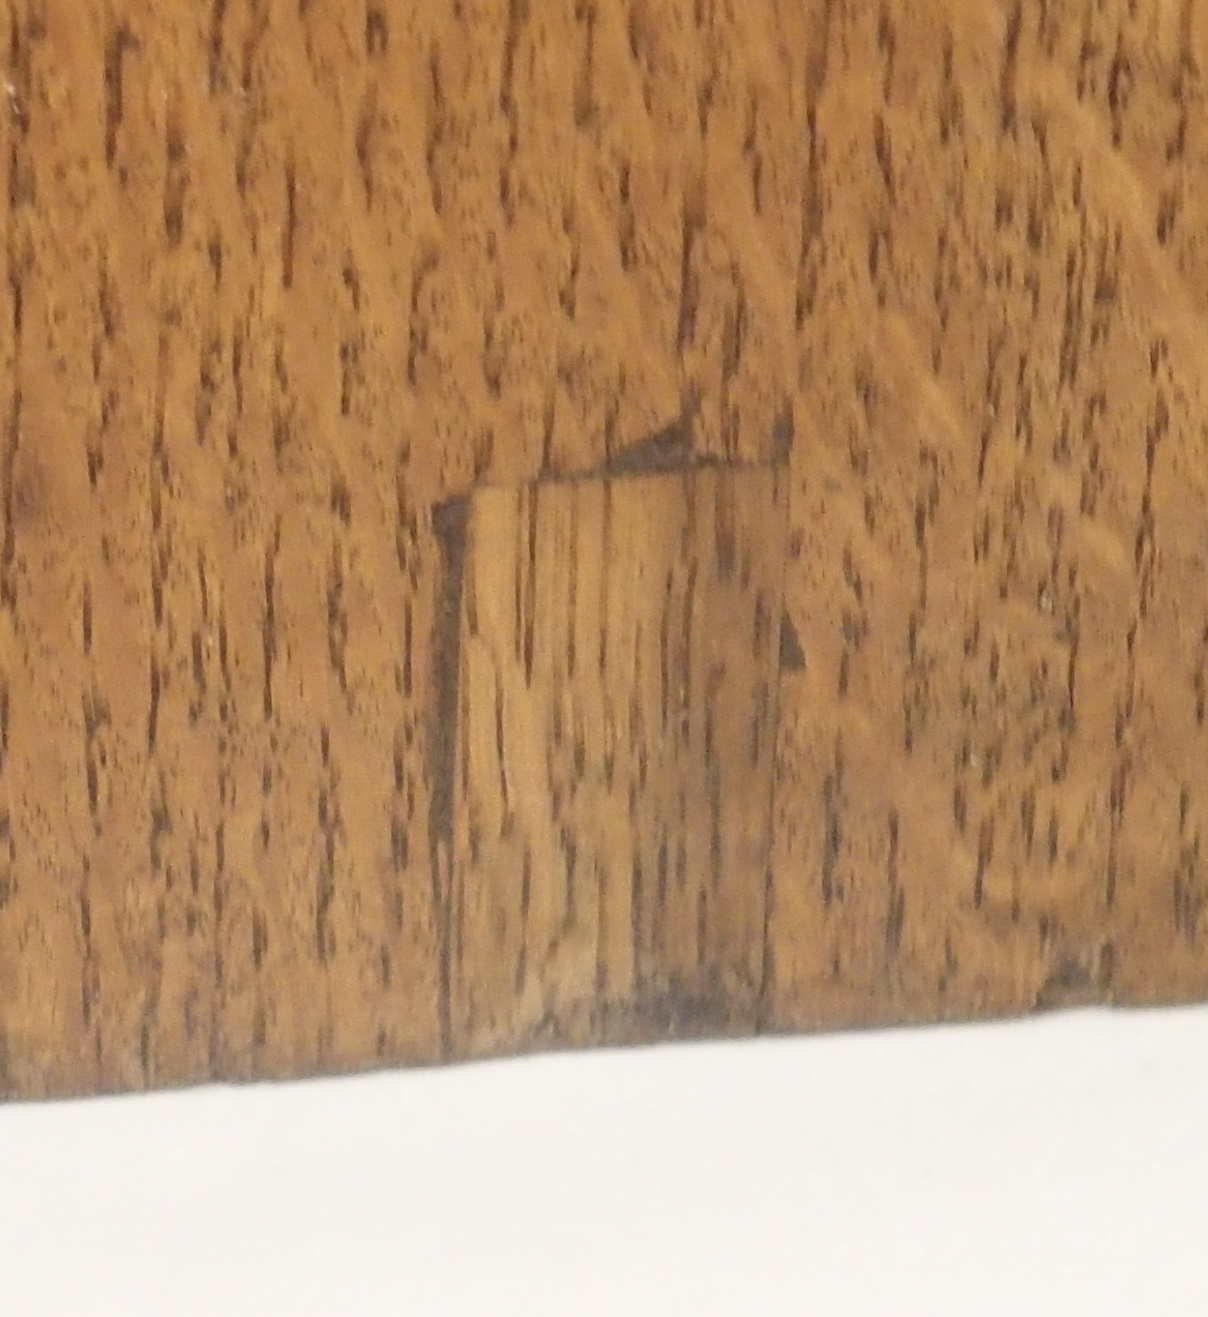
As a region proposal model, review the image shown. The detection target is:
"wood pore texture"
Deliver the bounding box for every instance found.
[0,0,1207,1099]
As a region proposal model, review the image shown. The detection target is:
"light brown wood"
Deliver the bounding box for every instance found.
[1,0,1208,1098]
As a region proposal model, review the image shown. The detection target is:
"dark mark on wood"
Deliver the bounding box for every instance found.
[429,494,469,1056]
[779,612,806,671]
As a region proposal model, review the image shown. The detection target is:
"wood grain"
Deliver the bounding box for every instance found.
[1,0,1207,1097]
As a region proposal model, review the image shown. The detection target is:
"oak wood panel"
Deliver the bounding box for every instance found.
[0,0,1206,1097]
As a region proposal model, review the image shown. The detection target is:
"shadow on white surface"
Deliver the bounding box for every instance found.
[2,1006,1206,1315]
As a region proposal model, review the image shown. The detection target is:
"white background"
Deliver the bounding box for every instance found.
[2,1006,1207,1315]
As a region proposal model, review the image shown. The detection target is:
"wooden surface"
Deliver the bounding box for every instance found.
[1,0,1208,1098]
